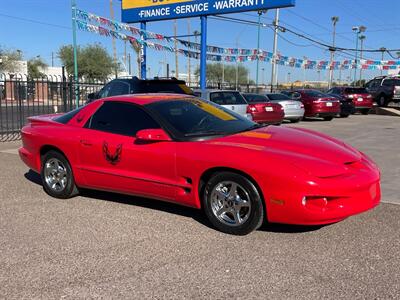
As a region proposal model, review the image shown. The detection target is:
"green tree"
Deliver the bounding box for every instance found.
[195,63,251,86]
[0,47,23,73]
[58,44,117,80]
[27,57,48,78]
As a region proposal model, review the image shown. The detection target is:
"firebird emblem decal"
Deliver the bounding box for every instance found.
[102,142,122,165]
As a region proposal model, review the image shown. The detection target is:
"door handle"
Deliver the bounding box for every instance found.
[80,139,92,146]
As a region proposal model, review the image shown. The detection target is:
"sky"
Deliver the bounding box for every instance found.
[0,0,399,83]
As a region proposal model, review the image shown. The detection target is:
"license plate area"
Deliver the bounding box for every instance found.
[265,107,274,112]
[326,102,333,107]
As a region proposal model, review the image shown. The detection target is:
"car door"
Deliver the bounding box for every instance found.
[209,91,248,117]
[365,79,379,98]
[78,101,178,201]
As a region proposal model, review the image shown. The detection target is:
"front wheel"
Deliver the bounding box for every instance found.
[41,150,79,199]
[378,95,388,107]
[203,172,264,235]
[323,116,334,121]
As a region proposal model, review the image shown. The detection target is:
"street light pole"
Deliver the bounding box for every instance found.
[352,26,366,86]
[256,10,266,90]
[329,16,339,89]
[380,47,387,76]
[71,0,79,108]
[359,35,366,83]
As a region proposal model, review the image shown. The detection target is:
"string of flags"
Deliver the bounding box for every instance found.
[75,9,400,71]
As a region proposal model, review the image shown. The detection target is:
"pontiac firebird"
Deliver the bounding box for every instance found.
[19,94,381,235]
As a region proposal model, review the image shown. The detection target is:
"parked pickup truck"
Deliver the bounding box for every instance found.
[365,75,400,107]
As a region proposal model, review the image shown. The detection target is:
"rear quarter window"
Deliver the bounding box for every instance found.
[54,106,85,124]
[210,92,247,105]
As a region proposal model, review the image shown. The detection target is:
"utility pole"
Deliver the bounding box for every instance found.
[303,56,307,88]
[193,30,200,85]
[271,8,280,92]
[109,0,118,77]
[359,35,366,83]
[187,19,191,86]
[380,47,386,76]
[127,53,131,75]
[51,52,54,67]
[329,16,339,89]
[174,20,179,78]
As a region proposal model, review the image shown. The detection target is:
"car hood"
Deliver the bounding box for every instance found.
[208,126,362,178]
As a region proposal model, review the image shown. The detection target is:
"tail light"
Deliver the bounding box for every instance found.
[246,105,258,113]
[300,103,305,109]
[393,86,400,95]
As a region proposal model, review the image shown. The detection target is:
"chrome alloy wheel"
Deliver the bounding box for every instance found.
[44,158,68,192]
[210,181,251,227]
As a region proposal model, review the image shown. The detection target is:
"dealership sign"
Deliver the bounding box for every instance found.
[122,0,295,23]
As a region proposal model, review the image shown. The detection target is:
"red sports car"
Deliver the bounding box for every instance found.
[327,87,373,115]
[19,94,381,235]
[243,93,285,125]
[290,90,341,121]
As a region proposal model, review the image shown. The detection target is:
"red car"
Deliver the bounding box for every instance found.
[19,94,381,235]
[327,87,373,115]
[243,93,284,125]
[289,90,340,121]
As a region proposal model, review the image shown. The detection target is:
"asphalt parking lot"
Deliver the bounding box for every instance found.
[0,115,399,299]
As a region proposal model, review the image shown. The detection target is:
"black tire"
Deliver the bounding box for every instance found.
[323,116,334,121]
[41,150,79,199]
[340,114,350,118]
[361,109,370,115]
[289,119,301,123]
[203,172,264,235]
[378,95,388,107]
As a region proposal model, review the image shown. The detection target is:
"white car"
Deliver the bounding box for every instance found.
[266,93,305,123]
[194,89,252,120]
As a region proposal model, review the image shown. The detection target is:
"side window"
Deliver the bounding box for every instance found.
[210,92,246,105]
[193,91,201,97]
[108,81,131,97]
[209,93,225,105]
[88,102,161,136]
[98,82,114,98]
[291,92,301,99]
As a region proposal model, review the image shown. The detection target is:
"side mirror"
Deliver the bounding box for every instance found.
[136,129,172,142]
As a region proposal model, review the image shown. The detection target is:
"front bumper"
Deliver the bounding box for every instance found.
[265,159,381,225]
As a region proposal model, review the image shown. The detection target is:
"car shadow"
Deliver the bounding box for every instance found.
[24,170,325,234]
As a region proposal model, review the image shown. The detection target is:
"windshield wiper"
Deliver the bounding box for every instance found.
[184,130,226,137]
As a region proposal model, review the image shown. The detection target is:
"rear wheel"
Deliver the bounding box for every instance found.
[203,172,264,235]
[323,116,334,121]
[361,109,370,115]
[41,150,79,199]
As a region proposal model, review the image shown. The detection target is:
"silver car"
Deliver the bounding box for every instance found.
[194,89,252,120]
[266,93,305,123]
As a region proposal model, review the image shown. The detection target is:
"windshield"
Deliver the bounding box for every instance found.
[243,94,269,103]
[266,93,292,101]
[146,98,256,138]
[304,90,327,98]
[345,88,368,94]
